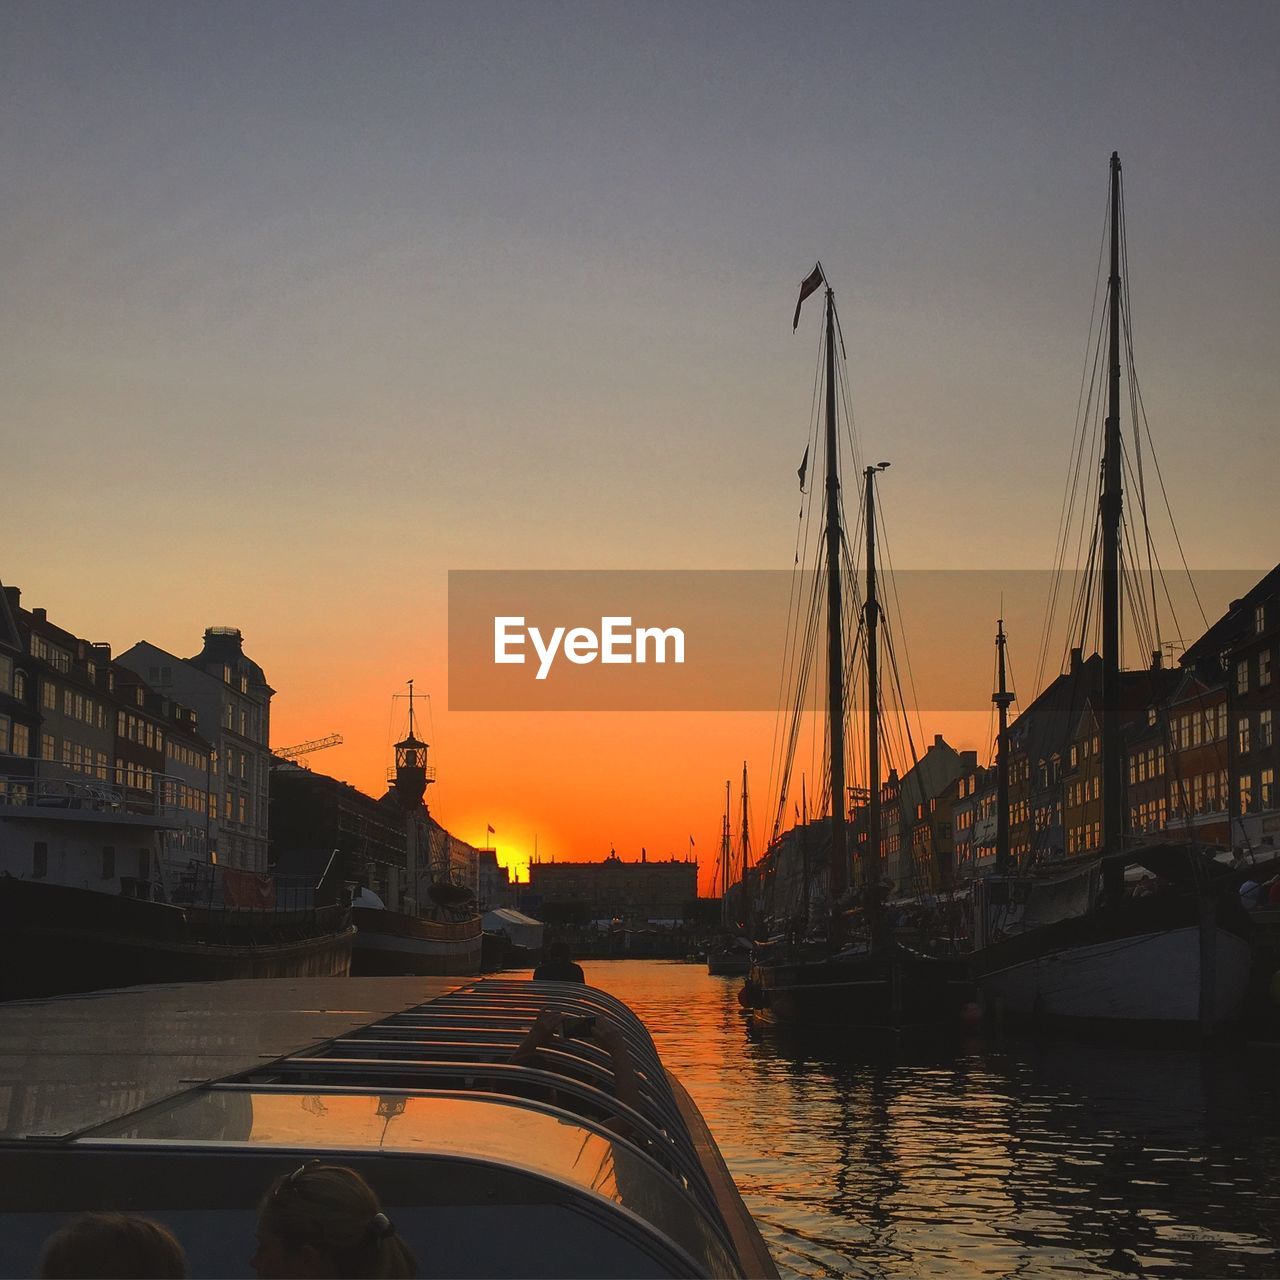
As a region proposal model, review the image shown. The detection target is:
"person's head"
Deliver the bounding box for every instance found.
[40,1213,187,1279]
[254,1161,416,1278]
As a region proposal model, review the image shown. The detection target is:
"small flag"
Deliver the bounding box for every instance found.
[797,444,809,492]
[486,824,495,835]
[792,263,825,331]
[689,835,695,847]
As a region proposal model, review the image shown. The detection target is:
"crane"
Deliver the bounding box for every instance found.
[273,733,343,764]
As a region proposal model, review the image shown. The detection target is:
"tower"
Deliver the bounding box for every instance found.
[392,681,433,809]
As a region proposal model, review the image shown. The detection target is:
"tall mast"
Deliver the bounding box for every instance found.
[720,779,731,924]
[742,757,747,931]
[1101,151,1124,880]
[823,287,849,903]
[994,618,1014,874]
[865,464,884,888]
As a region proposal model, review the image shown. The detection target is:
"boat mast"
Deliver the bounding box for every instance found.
[864,464,885,888]
[740,760,751,913]
[720,779,731,926]
[823,287,849,904]
[1101,151,1124,888]
[994,619,1014,874]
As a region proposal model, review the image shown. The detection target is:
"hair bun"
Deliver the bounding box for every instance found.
[371,1211,396,1239]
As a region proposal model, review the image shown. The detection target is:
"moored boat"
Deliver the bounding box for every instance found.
[0,976,777,1279]
[749,267,969,1032]
[965,153,1253,1037]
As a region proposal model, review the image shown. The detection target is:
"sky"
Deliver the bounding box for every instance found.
[3,1,1277,891]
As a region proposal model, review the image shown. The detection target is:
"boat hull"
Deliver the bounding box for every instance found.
[0,877,353,1001]
[754,944,970,1032]
[707,951,752,976]
[351,907,482,976]
[975,921,1252,1033]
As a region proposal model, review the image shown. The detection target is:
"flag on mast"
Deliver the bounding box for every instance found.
[792,263,825,331]
[797,444,810,491]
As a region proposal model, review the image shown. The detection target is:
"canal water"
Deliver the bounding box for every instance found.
[559,959,1280,1279]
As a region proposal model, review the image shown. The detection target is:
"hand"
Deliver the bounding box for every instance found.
[509,1009,567,1065]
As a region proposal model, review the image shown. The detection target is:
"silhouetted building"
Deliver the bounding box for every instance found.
[529,849,696,923]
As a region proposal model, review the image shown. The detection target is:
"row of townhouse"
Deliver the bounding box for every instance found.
[0,577,274,892]
[901,565,1280,882]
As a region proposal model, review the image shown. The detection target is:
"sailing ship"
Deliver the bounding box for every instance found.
[746,268,970,1031]
[349,685,482,976]
[708,768,753,976]
[966,153,1252,1035]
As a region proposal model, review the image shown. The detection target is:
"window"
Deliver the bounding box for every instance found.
[1239,775,1253,814]
[101,846,115,879]
[1217,705,1228,740]
[1262,769,1275,811]
[11,723,30,756]
[1237,660,1249,695]
[33,842,47,878]
[1148,707,1157,727]
[1261,649,1273,688]
[41,733,55,761]
[1239,717,1252,755]
[1257,604,1267,635]
[42,681,57,711]
[13,671,26,700]
[1261,709,1273,750]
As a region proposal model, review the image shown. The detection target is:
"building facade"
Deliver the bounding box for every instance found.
[529,850,697,923]
[118,628,273,871]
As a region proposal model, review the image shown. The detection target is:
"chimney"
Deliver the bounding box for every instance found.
[2,586,18,611]
[1151,649,1163,671]
[934,733,944,749]
[1070,646,1083,672]
[33,608,46,623]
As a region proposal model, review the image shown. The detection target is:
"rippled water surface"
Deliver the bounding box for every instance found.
[562,959,1280,1279]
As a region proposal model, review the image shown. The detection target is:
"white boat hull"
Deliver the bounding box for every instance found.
[978,924,1252,1031]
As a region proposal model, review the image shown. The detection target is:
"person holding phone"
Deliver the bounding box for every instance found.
[508,1009,641,1138]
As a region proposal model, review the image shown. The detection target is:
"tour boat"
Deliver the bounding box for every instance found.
[0,976,777,1279]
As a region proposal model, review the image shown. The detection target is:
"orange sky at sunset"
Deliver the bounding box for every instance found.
[5,6,1277,901]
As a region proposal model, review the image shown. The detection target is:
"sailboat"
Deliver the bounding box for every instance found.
[350,684,482,976]
[967,154,1252,1035]
[708,765,754,976]
[746,268,970,1031]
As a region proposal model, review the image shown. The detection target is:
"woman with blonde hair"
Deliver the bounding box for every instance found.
[253,1161,416,1278]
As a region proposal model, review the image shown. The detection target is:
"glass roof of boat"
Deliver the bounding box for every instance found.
[0,976,742,1276]
[76,1088,734,1276]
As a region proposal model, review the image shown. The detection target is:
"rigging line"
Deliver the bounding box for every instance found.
[767,321,828,822]
[768,356,828,836]
[1118,166,1207,636]
[1049,294,1110,688]
[1063,362,1108,674]
[1035,182,1112,696]
[1129,345,1209,630]
[1117,223,1163,656]
[873,482,927,753]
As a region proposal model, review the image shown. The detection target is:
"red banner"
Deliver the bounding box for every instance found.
[223,868,277,910]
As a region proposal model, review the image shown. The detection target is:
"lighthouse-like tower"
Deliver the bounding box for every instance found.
[391,680,434,808]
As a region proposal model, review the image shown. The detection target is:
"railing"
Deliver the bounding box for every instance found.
[0,770,202,820]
